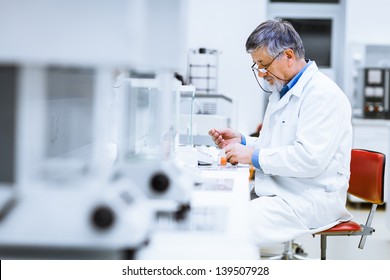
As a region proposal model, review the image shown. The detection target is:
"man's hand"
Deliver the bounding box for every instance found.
[208,128,241,149]
[225,143,254,165]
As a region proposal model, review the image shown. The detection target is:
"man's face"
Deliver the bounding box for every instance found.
[251,47,285,88]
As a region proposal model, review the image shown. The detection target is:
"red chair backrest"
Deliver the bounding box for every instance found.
[349,149,385,205]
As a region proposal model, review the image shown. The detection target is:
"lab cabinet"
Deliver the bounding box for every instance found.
[352,118,390,204]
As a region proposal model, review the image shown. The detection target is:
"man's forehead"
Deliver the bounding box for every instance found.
[251,47,271,63]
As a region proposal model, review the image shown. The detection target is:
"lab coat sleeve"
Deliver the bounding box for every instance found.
[259,86,351,178]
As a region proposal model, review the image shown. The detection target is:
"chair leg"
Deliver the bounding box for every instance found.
[264,241,293,260]
[282,240,293,260]
[262,241,309,260]
[358,204,377,249]
[320,235,327,260]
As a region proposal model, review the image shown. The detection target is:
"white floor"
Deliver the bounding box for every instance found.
[261,204,390,260]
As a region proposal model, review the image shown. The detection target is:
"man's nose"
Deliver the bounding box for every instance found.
[258,71,267,78]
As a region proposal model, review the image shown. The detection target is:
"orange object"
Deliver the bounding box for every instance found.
[249,165,255,180]
[219,156,227,166]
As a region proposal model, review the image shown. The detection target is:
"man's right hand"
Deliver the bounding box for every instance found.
[208,128,242,149]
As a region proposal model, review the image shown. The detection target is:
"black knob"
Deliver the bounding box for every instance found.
[175,203,191,221]
[199,47,207,54]
[91,206,115,230]
[150,172,170,193]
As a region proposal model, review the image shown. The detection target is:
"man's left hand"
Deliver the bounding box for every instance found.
[225,143,254,165]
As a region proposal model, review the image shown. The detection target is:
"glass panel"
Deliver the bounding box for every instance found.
[43,66,95,180]
[124,75,180,160]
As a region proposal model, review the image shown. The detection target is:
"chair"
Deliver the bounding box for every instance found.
[314,149,385,260]
[263,149,385,260]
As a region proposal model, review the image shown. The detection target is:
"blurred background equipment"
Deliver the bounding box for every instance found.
[187,48,219,94]
[181,48,233,146]
[179,91,233,146]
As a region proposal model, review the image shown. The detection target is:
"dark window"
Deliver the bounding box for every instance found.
[270,0,339,3]
[0,65,17,184]
[284,18,332,67]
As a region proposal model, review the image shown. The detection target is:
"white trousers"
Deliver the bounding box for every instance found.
[249,195,315,247]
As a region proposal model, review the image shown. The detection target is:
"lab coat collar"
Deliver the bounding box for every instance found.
[288,61,319,98]
[267,61,319,113]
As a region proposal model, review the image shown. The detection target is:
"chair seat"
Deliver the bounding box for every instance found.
[317,221,362,235]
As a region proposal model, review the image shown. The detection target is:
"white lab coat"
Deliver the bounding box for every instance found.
[246,62,353,246]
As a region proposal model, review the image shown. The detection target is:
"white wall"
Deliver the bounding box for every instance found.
[345,0,390,44]
[186,0,268,135]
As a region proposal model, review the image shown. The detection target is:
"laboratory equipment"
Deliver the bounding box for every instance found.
[349,44,390,118]
[0,64,155,259]
[362,68,390,119]
[187,48,219,94]
[179,92,233,146]
[111,75,193,218]
[115,76,181,160]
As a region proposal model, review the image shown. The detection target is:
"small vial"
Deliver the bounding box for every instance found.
[218,149,227,166]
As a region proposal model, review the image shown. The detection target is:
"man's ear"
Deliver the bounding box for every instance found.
[284,49,295,67]
[285,49,295,60]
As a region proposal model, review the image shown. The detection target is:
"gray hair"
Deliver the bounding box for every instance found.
[245,19,305,59]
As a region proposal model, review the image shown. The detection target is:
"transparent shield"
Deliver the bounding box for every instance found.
[119,73,180,161]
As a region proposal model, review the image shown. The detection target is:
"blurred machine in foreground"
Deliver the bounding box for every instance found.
[0,64,155,259]
[0,0,189,259]
[111,75,193,218]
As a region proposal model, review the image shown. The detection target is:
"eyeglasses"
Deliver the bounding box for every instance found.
[251,51,282,74]
[251,51,284,93]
